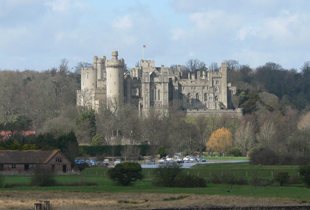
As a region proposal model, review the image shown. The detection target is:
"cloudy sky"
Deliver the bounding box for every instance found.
[1,0,310,71]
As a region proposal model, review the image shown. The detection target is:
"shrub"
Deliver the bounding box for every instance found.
[153,162,182,187]
[226,147,243,157]
[209,171,248,185]
[108,162,143,186]
[30,167,56,186]
[73,162,89,171]
[173,174,207,188]
[274,171,290,186]
[299,165,310,188]
[250,147,280,165]
[251,171,273,186]
[0,174,4,188]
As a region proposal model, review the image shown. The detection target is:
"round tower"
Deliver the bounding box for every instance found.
[106,51,124,109]
[81,67,97,91]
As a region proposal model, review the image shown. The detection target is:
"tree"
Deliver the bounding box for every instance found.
[274,171,290,186]
[75,62,92,74]
[235,121,255,156]
[193,115,210,155]
[186,59,207,72]
[30,166,56,186]
[206,127,232,156]
[154,162,182,187]
[75,109,96,144]
[256,120,276,148]
[299,165,310,188]
[108,162,143,186]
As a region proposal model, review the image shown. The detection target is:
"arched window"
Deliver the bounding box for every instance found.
[204,93,207,101]
[215,95,218,101]
[196,93,200,101]
[158,89,160,100]
[187,93,191,103]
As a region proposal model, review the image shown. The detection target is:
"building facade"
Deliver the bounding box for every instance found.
[77,51,242,117]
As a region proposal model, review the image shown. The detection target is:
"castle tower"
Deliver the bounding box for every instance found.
[220,62,228,108]
[105,51,125,110]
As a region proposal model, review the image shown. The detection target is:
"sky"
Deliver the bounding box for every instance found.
[1,0,310,71]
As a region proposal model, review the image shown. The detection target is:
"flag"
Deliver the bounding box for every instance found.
[143,45,146,48]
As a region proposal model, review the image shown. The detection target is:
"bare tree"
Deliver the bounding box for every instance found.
[235,121,255,156]
[194,115,211,155]
[257,120,276,148]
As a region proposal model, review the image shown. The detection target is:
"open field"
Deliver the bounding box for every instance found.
[1,162,310,209]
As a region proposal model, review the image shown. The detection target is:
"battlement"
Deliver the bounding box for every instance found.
[106,51,124,67]
[140,60,155,68]
[106,58,124,67]
[81,67,95,71]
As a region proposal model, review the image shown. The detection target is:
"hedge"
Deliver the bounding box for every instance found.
[79,145,150,157]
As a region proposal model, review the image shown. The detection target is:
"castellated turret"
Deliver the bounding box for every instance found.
[81,66,97,91]
[220,62,228,108]
[106,51,125,109]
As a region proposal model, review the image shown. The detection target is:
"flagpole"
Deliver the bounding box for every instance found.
[142,45,146,60]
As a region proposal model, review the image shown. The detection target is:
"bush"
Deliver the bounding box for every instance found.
[108,162,143,186]
[30,167,56,186]
[73,162,89,171]
[250,171,273,186]
[299,165,310,188]
[274,171,290,186]
[226,147,243,157]
[209,171,248,185]
[0,174,4,188]
[250,147,280,165]
[174,174,207,188]
[153,162,182,187]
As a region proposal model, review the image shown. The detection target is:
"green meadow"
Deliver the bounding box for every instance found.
[1,162,309,202]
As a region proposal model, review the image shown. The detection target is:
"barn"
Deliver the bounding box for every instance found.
[0,150,71,174]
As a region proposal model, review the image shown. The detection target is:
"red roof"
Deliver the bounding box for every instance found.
[0,131,35,141]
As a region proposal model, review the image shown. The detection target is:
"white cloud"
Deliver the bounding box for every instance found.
[45,0,71,12]
[237,26,259,41]
[112,15,133,29]
[171,28,187,41]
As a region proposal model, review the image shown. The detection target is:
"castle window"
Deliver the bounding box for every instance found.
[196,93,200,101]
[187,93,191,103]
[216,80,219,85]
[204,93,207,101]
[215,96,218,101]
[158,89,160,100]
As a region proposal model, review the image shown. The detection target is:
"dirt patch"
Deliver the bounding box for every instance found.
[0,190,307,210]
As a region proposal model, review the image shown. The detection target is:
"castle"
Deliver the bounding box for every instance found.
[77,51,242,118]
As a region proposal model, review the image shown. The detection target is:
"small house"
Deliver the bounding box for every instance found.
[0,150,71,174]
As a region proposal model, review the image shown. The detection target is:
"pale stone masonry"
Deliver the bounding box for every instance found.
[77,51,242,118]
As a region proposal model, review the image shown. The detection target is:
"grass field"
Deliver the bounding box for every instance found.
[1,162,310,209]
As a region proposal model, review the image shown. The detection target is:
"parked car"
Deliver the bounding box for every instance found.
[103,159,109,167]
[199,158,207,162]
[158,158,166,164]
[145,159,156,165]
[114,158,122,166]
[176,158,184,163]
